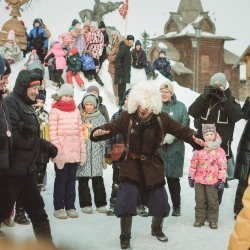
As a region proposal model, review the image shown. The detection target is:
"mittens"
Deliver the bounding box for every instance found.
[215,180,224,191]
[98,49,103,57]
[188,178,195,188]
[202,85,212,100]
[47,144,58,158]
[105,158,112,165]
[163,134,175,144]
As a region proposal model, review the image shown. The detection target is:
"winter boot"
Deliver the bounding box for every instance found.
[66,70,73,83]
[193,221,204,227]
[120,216,132,250]
[107,203,115,216]
[75,72,84,85]
[4,218,14,227]
[172,206,181,216]
[80,84,86,91]
[14,201,30,225]
[94,74,104,86]
[32,220,57,249]
[209,222,218,229]
[136,205,149,217]
[152,71,158,80]
[146,72,152,80]
[151,217,168,242]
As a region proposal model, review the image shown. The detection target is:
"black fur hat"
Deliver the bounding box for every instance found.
[99,21,106,29]
[127,35,134,41]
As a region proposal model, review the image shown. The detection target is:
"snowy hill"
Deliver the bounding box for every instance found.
[2,58,245,250]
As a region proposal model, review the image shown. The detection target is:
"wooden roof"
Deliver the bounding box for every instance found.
[233,44,250,68]
[224,49,240,65]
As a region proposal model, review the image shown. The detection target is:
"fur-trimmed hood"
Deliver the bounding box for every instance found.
[120,39,133,48]
[70,26,84,38]
[128,83,162,114]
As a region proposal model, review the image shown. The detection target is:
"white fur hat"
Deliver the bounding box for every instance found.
[7,30,15,41]
[90,21,98,30]
[128,83,162,115]
[111,30,120,37]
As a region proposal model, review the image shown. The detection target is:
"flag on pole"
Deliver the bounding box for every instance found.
[119,0,129,19]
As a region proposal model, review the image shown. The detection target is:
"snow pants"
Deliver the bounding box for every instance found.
[195,183,219,223]
[234,180,248,215]
[114,182,170,218]
[166,177,181,208]
[0,172,48,224]
[53,163,78,210]
[78,176,107,208]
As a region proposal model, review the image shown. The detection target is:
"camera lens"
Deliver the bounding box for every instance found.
[211,86,218,95]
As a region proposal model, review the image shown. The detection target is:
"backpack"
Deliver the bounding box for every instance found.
[81,53,96,71]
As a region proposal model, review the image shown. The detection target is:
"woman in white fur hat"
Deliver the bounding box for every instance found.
[90,83,205,249]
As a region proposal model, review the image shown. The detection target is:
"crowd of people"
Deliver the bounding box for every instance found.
[0,16,249,250]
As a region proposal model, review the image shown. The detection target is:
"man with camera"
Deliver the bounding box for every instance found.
[188,72,243,204]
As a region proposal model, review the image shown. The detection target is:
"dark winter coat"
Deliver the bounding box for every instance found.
[0,94,12,171]
[131,48,147,69]
[114,39,132,84]
[91,111,203,190]
[234,98,250,181]
[161,95,190,178]
[67,52,82,72]
[153,57,172,80]
[101,30,109,56]
[3,71,51,176]
[28,25,48,50]
[105,107,124,169]
[98,96,110,123]
[188,88,243,158]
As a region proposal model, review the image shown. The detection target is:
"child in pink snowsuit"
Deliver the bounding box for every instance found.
[188,124,227,229]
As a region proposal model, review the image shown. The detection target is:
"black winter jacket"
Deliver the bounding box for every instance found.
[114,40,132,84]
[234,98,250,181]
[3,70,51,176]
[131,48,147,69]
[0,94,12,171]
[188,88,243,158]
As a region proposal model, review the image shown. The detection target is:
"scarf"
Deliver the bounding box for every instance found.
[52,100,76,112]
[204,138,222,150]
[82,109,100,140]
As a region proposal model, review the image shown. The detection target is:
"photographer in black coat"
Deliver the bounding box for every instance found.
[0,70,58,246]
[233,97,250,218]
[188,73,243,204]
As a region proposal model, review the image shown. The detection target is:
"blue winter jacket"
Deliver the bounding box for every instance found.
[153,57,171,73]
[28,26,48,50]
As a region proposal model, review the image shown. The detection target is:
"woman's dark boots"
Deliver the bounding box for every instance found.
[120,216,132,250]
[14,200,30,225]
[151,217,168,242]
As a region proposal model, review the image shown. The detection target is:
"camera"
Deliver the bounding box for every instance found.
[211,85,218,95]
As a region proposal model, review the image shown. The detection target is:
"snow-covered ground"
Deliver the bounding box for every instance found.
[1,58,245,250]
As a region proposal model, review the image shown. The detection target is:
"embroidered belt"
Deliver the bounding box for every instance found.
[129,151,155,161]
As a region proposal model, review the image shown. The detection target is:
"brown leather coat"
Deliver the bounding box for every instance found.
[91,111,202,190]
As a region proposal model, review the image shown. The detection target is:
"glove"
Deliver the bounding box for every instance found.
[188,178,195,188]
[215,180,224,191]
[21,124,34,137]
[163,134,175,144]
[202,85,212,99]
[98,49,103,57]
[214,87,227,102]
[102,158,107,169]
[54,153,65,169]
[0,135,8,150]
[47,144,58,158]
[80,152,86,166]
[105,158,112,165]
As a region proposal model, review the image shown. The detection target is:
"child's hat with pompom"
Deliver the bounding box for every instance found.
[7,30,15,41]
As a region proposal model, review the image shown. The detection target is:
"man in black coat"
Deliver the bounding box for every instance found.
[188,72,243,204]
[233,97,250,218]
[99,21,109,69]
[0,70,58,246]
[114,35,134,106]
[0,57,12,237]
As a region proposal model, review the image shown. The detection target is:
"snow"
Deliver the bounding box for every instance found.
[158,42,168,49]
[1,58,244,250]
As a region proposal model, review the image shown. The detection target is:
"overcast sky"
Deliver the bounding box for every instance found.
[0,0,249,56]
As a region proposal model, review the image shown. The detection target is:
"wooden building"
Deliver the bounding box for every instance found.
[149,0,241,98]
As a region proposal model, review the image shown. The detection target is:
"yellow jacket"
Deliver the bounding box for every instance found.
[228,176,250,249]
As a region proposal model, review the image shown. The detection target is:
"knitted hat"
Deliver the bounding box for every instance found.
[33,18,41,25]
[28,80,41,88]
[72,19,80,26]
[19,20,25,26]
[99,21,106,29]
[127,35,134,41]
[210,73,227,89]
[135,40,141,47]
[202,124,216,139]
[159,50,166,56]
[111,30,120,37]
[7,30,15,41]
[83,20,90,27]
[36,88,46,102]
[90,21,98,30]
[0,56,5,79]
[83,94,97,108]
[159,81,174,95]
[69,48,78,55]
[87,85,99,96]
[58,84,74,97]
[121,88,131,107]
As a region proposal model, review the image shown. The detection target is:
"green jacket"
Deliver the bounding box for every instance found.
[161,94,190,178]
[67,52,81,72]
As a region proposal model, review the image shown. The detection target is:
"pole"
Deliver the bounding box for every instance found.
[124,0,129,36]
[196,42,200,92]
